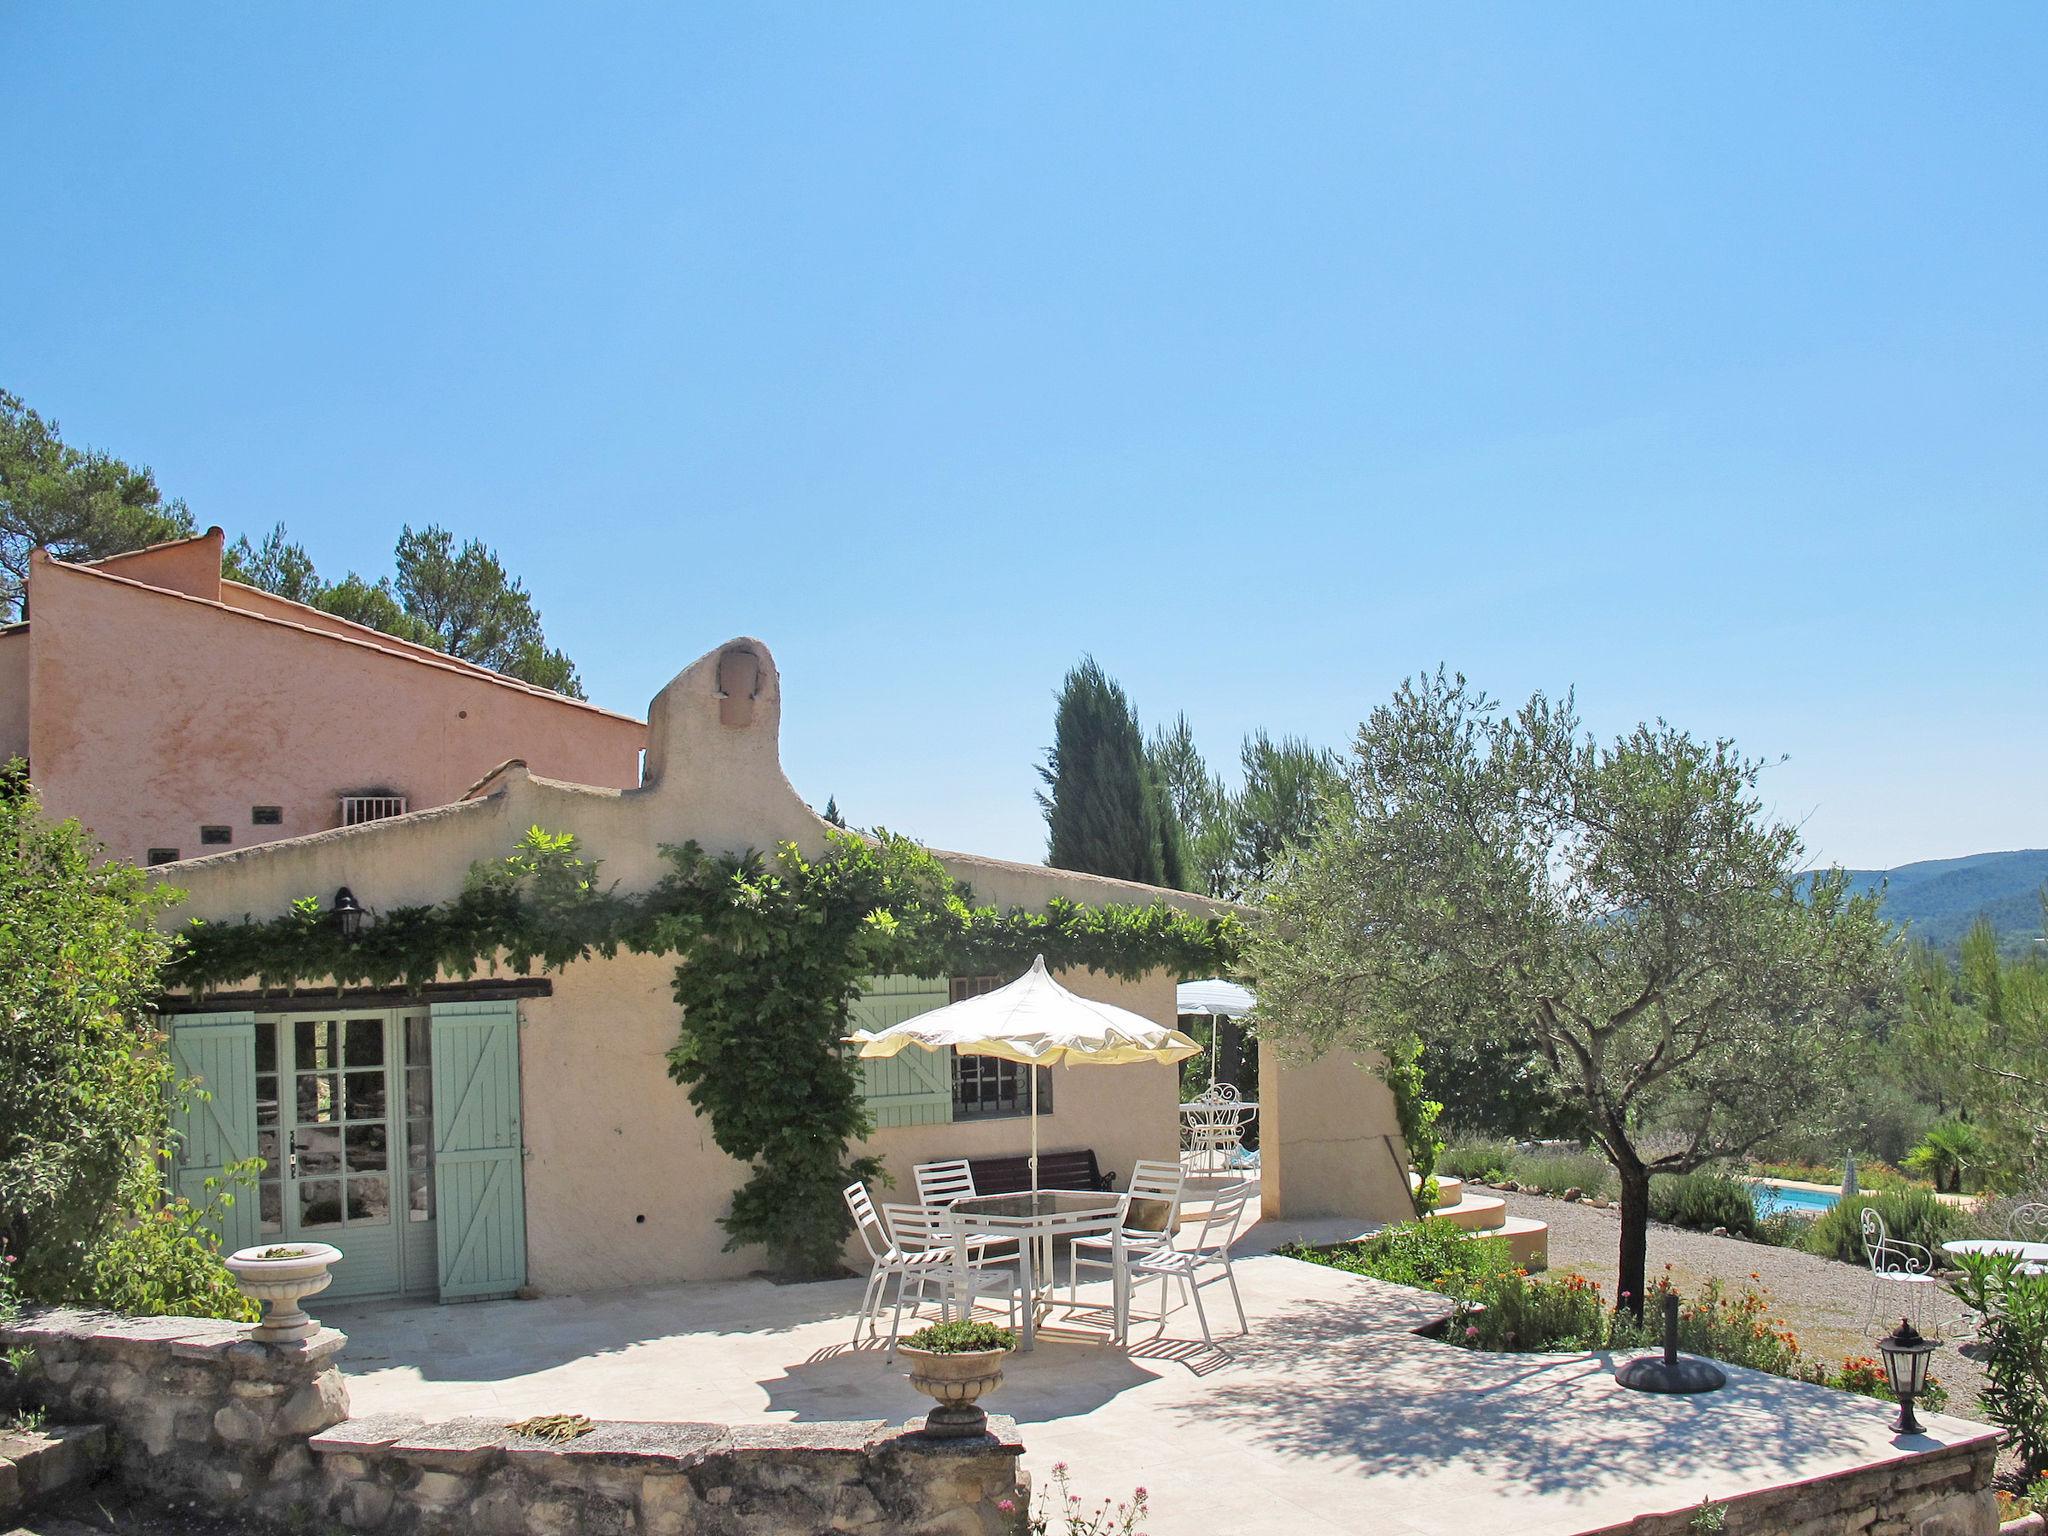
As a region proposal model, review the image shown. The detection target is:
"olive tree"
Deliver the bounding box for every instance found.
[1248,673,1893,1313]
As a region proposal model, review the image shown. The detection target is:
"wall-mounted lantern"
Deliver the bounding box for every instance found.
[331,887,369,942]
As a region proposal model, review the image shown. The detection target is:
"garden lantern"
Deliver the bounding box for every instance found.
[1877,1317,1939,1434]
[331,886,368,942]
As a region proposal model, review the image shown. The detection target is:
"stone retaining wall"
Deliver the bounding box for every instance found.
[1589,1436,1997,1536]
[0,1308,1026,1536]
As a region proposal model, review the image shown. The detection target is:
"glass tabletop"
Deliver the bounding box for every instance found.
[950,1190,1123,1219]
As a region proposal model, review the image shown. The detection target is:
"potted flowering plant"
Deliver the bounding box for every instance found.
[224,1243,343,1342]
[897,1320,1015,1437]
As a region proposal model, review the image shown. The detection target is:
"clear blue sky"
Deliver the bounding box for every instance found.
[6,5,2043,871]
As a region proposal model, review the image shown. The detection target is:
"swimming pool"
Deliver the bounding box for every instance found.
[1749,1181,1840,1218]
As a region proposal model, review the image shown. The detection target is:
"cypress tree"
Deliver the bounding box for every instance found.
[1036,657,1175,885]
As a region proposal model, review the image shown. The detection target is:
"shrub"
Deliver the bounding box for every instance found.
[1282,1220,1514,1298]
[1952,1252,2048,1478]
[86,1176,258,1323]
[1753,1209,1813,1249]
[1438,1137,1517,1183]
[1455,1269,1608,1352]
[0,770,182,1300]
[1513,1148,1614,1199]
[1800,1190,1974,1266]
[899,1320,1016,1354]
[1650,1171,1757,1238]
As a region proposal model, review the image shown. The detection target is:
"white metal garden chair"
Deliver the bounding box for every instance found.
[844,1184,1018,1357]
[880,1204,1022,1358]
[1126,1181,1254,1345]
[913,1158,1020,1260]
[1860,1206,1943,1333]
[1068,1158,1185,1299]
[914,1159,978,1208]
[1181,1085,1247,1174]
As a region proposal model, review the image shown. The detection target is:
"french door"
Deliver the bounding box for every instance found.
[252,1008,437,1300]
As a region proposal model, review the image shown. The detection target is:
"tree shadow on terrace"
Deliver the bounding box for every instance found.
[1180,1294,1972,1502]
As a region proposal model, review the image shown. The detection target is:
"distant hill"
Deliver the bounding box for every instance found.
[1816,850,2048,953]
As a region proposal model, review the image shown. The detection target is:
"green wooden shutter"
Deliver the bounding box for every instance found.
[430,1000,527,1301]
[168,1014,261,1255]
[852,976,954,1129]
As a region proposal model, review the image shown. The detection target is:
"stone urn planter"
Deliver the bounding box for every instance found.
[225,1243,343,1343]
[897,1321,1014,1438]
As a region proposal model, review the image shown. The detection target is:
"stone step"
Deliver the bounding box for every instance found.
[1424,1193,1509,1234]
[1485,1215,1552,1272]
[1413,1173,1465,1208]
[0,1423,110,1521]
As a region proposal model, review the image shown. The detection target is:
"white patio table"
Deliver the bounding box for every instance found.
[940,1190,1132,1351]
[1943,1238,2048,1275]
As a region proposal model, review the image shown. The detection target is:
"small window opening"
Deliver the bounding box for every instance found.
[200,825,232,845]
[251,805,283,825]
[147,848,180,866]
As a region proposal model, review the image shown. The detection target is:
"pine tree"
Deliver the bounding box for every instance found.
[822,796,846,828]
[1036,657,1175,885]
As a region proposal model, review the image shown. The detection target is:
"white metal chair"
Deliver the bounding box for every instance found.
[880,1204,1021,1358]
[1128,1181,1254,1344]
[1068,1158,1185,1298]
[914,1159,978,1208]
[912,1157,1020,1260]
[2008,1203,2048,1242]
[1181,1085,1251,1174]
[845,1183,1014,1357]
[1861,1206,1943,1333]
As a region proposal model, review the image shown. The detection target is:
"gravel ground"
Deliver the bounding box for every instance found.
[1496,1189,1991,1419]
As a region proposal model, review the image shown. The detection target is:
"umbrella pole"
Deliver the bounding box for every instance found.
[1030,1066,1039,1193]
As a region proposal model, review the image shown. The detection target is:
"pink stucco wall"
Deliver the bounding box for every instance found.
[22,553,644,866]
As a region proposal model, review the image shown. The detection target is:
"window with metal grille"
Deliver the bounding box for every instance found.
[147,848,180,866]
[251,805,283,825]
[200,825,232,845]
[948,975,1051,1118]
[339,795,408,826]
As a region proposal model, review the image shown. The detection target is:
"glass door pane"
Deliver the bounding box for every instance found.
[282,1013,399,1233]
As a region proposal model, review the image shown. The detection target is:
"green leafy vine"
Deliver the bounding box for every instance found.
[1381,1034,1445,1214]
[167,826,1244,1276]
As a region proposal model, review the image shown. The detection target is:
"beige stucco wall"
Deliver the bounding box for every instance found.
[0,627,27,766]
[1257,1039,1415,1224]
[515,954,1182,1293]
[22,552,643,867]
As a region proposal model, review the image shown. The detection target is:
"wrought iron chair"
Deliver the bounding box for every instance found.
[1860,1206,1942,1333]
[2007,1203,2048,1243]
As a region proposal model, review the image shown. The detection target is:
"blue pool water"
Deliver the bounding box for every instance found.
[1750,1182,1841,1218]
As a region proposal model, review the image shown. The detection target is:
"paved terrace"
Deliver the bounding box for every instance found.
[326,1194,1997,1536]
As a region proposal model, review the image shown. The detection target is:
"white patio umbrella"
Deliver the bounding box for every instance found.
[847,954,1202,1191]
[1175,977,1256,1090]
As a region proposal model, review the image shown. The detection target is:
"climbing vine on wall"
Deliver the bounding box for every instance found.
[1381,1034,1446,1215]
[167,826,1245,1277]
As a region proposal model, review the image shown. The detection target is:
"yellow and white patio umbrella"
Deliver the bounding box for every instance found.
[846,954,1202,1191]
